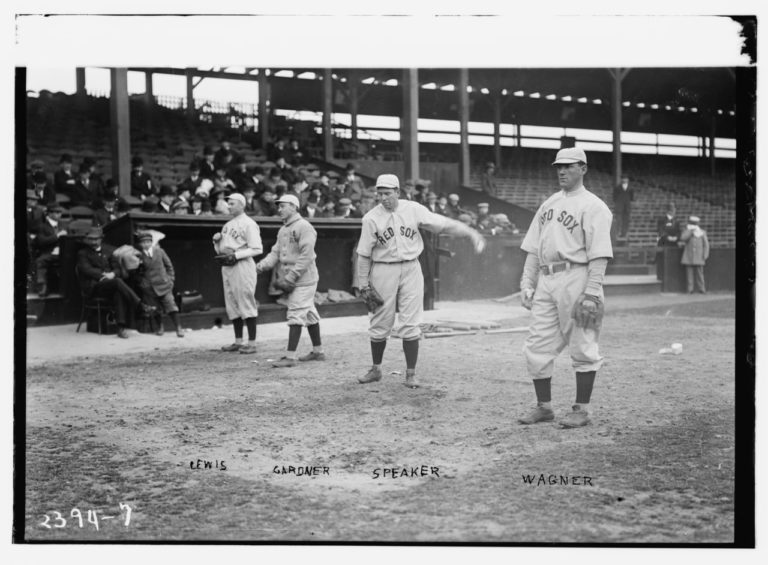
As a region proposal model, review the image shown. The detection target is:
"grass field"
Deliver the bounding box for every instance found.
[23,295,735,543]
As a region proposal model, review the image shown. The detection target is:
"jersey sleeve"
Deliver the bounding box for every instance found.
[356,215,377,257]
[414,203,449,233]
[583,201,614,260]
[520,208,542,255]
[246,220,263,254]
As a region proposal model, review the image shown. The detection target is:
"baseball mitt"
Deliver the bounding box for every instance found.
[274,277,296,294]
[360,285,385,313]
[571,294,604,331]
[214,253,238,267]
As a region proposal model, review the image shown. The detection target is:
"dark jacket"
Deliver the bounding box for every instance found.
[67,178,96,207]
[131,171,157,199]
[76,244,118,296]
[656,214,681,246]
[92,208,117,227]
[139,247,175,296]
[54,170,77,194]
[251,197,278,217]
[613,185,634,207]
[34,218,62,255]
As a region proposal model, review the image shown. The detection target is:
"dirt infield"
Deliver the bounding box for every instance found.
[24,295,735,543]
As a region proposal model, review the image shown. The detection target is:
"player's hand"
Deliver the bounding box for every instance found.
[521,288,534,310]
[472,232,486,254]
[212,233,222,243]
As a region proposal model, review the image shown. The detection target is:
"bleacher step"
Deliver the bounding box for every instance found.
[603,275,661,296]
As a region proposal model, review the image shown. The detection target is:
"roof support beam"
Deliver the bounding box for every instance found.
[144,71,154,107]
[608,68,631,187]
[493,89,502,168]
[458,68,471,187]
[401,68,419,183]
[75,67,86,98]
[185,69,195,118]
[258,69,270,150]
[109,68,131,197]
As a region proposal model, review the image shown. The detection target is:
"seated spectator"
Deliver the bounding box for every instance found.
[31,171,56,206]
[334,198,362,219]
[214,138,238,171]
[211,186,231,215]
[213,164,237,194]
[311,172,333,200]
[200,146,216,179]
[290,176,310,206]
[27,190,46,234]
[130,157,157,200]
[26,159,47,189]
[199,199,213,216]
[447,193,463,219]
[252,188,278,217]
[171,199,190,215]
[175,183,192,208]
[100,178,119,201]
[157,185,176,214]
[264,167,288,194]
[300,194,322,219]
[481,162,498,196]
[135,230,185,338]
[414,180,431,204]
[242,185,258,214]
[436,193,450,216]
[249,165,267,196]
[321,200,336,218]
[115,198,132,220]
[141,196,159,213]
[33,203,68,296]
[53,154,76,195]
[425,191,438,213]
[341,163,365,202]
[76,227,156,339]
[476,202,493,231]
[275,156,296,185]
[82,157,105,197]
[400,179,416,201]
[178,160,204,195]
[457,213,475,227]
[267,137,287,162]
[357,191,377,216]
[92,198,118,227]
[285,139,305,166]
[68,165,96,207]
[190,195,205,216]
[487,213,518,235]
[195,178,214,200]
[229,155,255,192]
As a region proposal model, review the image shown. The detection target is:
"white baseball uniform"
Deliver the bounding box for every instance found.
[215,213,263,320]
[520,185,613,378]
[357,200,448,341]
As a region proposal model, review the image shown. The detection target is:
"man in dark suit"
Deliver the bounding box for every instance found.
[53,154,76,195]
[655,202,681,282]
[33,204,68,296]
[67,166,97,207]
[200,146,216,180]
[613,175,634,239]
[229,155,255,193]
[157,185,176,214]
[30,171,56,206]
[178,160,204,196]
[130,157,157,200]
[76,227,155,338]
[81,157,105,198]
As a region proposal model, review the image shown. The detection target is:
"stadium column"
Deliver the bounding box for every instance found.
[75,68,86,98]
[258,69,269,150]
[185,68,195,119]
[458,68,470,187]
[609,68,631,187]
[109,68,131,197]
[323,69,333,162]
[349,70,359,148]
[493,89,502,169]
[145,71,154,107]
[401,68,419,184]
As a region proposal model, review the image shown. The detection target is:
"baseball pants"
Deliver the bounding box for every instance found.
[685,265,706,293]
[222,259,259,320]
[523,265,604,379]
[368,260,423,341]
[285,283,321,326]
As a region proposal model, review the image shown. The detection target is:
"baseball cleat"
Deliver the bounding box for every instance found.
[518,404,555,425]
[404,370,418,388]
[238,344,258,355]
[117,327,129,339]
[272,357,297,368]
[155,324,165,336]
[358,366,382,384]
[221,343,243,352]
[176,328,185,338]
[559,405,591,428]
[299,351,326,362]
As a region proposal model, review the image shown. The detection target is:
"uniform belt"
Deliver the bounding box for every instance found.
[539,261,586,275]
[376,258,418,264]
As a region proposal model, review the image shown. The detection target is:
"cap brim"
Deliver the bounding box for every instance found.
[551,158,581,165]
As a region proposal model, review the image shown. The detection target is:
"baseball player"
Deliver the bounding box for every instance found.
[356,174,486,388]
[518,147,613,428]
[256,194,325,367]
[212,193,263,354]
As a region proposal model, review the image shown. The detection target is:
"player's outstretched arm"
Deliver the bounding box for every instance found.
[440,217,486,254]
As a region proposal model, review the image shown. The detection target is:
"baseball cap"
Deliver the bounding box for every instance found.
[552,147,587,165]
[276,194,300,208]
[225,193,246,206]
[688,215,700,224]
[375,174,400,190]
[136,230,154,242]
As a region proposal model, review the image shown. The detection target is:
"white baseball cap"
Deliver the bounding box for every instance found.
[276,194,300,208]
[375,174,400,190]
[226,193,246,206]
[552,147,587,165]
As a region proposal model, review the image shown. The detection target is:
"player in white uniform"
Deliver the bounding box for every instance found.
[518,147,613,428]
[212,193,263,354]
[356,174,486,388]
[256,194,325,368]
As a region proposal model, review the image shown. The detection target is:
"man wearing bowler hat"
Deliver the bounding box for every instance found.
[213,193,263,354]
[518,146,613,428]
[76,227,156,338]
[33,203,68,296]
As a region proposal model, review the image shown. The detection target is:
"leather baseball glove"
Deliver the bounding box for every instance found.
[571,294,604,331]
[274,277,296,294]
[360,285,385,313]
[214,253,238,267]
